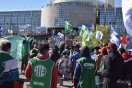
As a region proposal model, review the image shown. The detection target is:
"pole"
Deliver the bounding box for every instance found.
[64,29,66,45]
[114,8,116,30]
[4,12,5,35]
[31,10,33,36]
[104,7,106,26]
[10,9,12,36]
[16,8,18,35]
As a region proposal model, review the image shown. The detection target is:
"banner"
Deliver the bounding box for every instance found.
[1,36,25,61]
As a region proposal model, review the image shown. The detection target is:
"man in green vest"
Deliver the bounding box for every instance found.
[73,46,96,88]
[25,43,58,88]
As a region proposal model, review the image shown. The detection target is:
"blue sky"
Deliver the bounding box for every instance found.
[0,0,121,11]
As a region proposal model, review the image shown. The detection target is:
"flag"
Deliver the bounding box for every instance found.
[120,36,129,44]
[96,31,103,40]
[0,27,4,35]
[1,36,25,61]
[64,21,73,33]
[110,26,120,47]
[118,43,128,50]
[57,32,64,38]
[122,0,132,37]
[80,25,90,41]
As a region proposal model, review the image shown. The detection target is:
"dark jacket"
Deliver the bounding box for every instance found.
[122,52,132,78]
[102,50,124,80]
[102,50,124,88]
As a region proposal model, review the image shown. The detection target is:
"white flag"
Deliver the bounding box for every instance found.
[96,31,103,40]
[122,0,132,37]
[57,32,64,38]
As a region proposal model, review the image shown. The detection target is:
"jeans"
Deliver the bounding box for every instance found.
[95,76,103,88]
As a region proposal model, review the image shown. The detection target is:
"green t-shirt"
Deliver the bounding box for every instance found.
[30,57,54,88]
[77,57,96,88]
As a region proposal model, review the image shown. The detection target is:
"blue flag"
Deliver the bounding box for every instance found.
[0,27,3,37]
[110,26,120,48]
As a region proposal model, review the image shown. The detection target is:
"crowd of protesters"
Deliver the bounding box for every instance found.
[0,36,132,88]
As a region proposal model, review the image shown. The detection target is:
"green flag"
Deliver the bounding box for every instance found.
[64,21,73,33]
[1,36,25,61]
[80,25,90,41]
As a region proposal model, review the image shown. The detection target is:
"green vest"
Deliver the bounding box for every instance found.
[0,52,14,77]
[21,44,28,57]
[77,57,96,88]
[30,57,54,88]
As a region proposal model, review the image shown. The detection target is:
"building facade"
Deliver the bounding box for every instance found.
[41,0,97,32]
[0,10,41,35]
[105,0,115,7]
[96,7,126,35]
[41,5,95,28]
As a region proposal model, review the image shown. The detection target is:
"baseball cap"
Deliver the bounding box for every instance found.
[106,42,117,49]
[99,47,107,53]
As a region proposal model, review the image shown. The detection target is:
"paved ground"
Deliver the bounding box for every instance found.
[18,63,72,88]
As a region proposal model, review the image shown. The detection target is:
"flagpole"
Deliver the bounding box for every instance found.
[64,29,66,46]
[104,7,106,26]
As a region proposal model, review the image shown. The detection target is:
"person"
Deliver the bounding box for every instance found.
[102,43,124,88]
[50,48,60,62]
[119,48,132,87]
[98,47,108,73]
[59,42,65,55]
[61,45,70,57]
[69,44,81,84]
[70,44,81,72]
[25,44,58,88]
[96,47,108,88]
[21,39,29,74]
[94,47,102,71]
[0,40,19,88]
[29,42,38,58]
[73,46,96,88]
